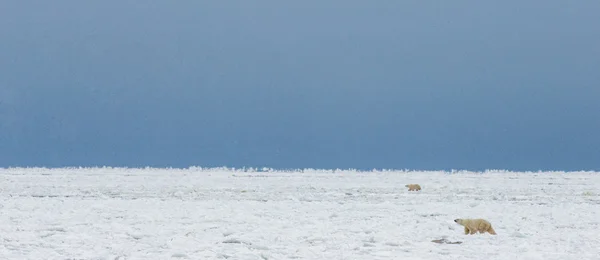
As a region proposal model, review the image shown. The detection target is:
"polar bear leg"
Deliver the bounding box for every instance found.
[464,227,469,235]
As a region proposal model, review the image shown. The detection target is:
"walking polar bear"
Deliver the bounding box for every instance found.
[405,184,421,191]
[454,218,497,235]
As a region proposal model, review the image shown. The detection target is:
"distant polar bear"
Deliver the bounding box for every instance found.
[405,184,421,191]
[454,218,497,235]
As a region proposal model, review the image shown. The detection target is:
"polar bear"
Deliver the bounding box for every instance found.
[454,218,497,235]
[405,184,421,191]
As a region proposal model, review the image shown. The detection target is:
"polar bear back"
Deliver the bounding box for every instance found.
[460,218,489,228]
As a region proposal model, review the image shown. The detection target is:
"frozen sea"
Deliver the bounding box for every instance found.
[0,167,599,260]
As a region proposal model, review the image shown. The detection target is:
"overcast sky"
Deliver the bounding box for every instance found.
[1,1,599,170]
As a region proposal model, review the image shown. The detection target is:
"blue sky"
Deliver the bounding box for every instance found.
[1,2,599,170]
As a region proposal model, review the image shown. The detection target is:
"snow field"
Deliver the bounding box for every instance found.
[0,168,599,259]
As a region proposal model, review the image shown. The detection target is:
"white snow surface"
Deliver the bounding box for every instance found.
[1,167,599,260]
